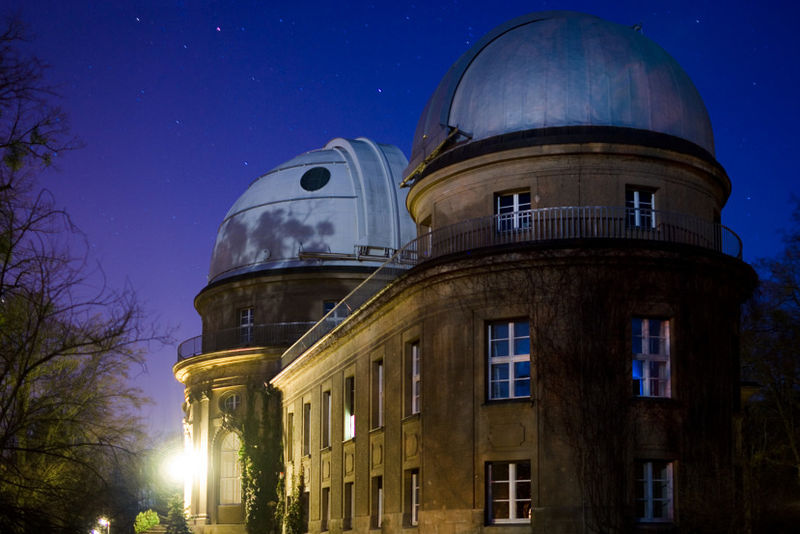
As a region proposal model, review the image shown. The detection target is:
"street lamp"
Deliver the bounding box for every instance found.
[97,517,110,534]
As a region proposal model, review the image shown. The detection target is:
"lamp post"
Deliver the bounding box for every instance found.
[98,517,110,534]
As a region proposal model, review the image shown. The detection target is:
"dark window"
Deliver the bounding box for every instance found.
[300,167,331,191]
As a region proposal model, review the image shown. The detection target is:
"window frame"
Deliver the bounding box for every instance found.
[219,433,242,505]
[495,191,532,232]
[239,307,254,345]
[632,318,671,398]
[344,375,356,441]
[635,460,674,523]
[626,187,656,229]
[487,320,531,401]
[321,390,332,449]
[486,460,531,524]
[302,402,311,456]
[372,360,384,429]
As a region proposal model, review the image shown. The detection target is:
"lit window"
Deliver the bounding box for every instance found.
[344,376,355,440]
[626,188,655,229]
[219,433,242,504]
[221,392,241,413]
[372,361,384,429]
[487,461,531,524]
[495,191,531,232]
[632,318,670,397]
[488,321,530,400]
[302,402,311,456]
[239,307,254,345]
[322,391,331,448]
[635,460,673,522]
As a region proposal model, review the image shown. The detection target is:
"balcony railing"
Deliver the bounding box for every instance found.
[280,206,741,365]
[180,206,742,363]
[410,206,742,261]
[177,321,317,360]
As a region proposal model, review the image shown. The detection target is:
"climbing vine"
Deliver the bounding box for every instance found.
[224,383,283,534]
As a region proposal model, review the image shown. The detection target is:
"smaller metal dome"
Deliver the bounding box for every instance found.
[407,11,715,177]
[208,138,415,284]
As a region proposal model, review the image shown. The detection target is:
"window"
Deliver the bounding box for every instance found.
[323,300,348,324]
[635,460,673,522]
[221,392,241,413]
[626,187,655,229]
[286,412,294,462]
[219,433,242,504]
[405,469,420,526]
[495,191,531,231]
[302,402,311,456]
[344,482,354,530]
[405,341,421,416]
[372,476,384,528]
[344,376,356,440]
[322,391,331,448]
[488,321,530,400]
[372,360,384,429]
[487,461,531,524]
[632,318,670,397]
[239,307,254,345]
[321,487,330,531]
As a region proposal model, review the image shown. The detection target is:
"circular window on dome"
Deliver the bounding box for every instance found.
[221,392,242,413]
[300,167,331,191]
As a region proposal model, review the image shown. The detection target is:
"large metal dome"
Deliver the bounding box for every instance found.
[208,137,415,284]
[407,11,715,175]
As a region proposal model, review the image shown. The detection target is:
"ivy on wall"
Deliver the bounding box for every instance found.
[224,383,282,534]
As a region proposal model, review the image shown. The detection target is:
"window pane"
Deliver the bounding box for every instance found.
[492,501,510,519]
[491,382,509,399]
[516,482,531,500]
[515,500,531,520]
[516,461,531,480]
[498,195,515,211]
[514,337,530,355]
[491,340,509,357]
[491,323,509,340]
[491,462,509,480]
[492,481,509,500]
[649,336,661,355]
[514,321,529,337]
[517,193,531,210]
[514,378,530,397]
[491,363,509,381]
[514,361,530,379]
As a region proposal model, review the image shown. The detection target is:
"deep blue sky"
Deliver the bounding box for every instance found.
[7,1,799,436]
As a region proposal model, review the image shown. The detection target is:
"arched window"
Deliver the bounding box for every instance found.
[219,433,242,504]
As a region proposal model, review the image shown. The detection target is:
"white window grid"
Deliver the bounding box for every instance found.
[632,318,670,398]
[488,321,531,400]
[636,460,673,522]
[488,461,531,524]
[323,300,348,324]
[626,188,656,229]
[376,477,384,528]
[496,191,532,231]
[222,392,241,412]
[411,342,421,414]
[239,307,254,344]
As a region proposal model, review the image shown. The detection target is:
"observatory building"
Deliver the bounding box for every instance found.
[175,11,754,534]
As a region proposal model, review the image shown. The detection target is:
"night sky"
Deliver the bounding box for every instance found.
[7,0,799,437]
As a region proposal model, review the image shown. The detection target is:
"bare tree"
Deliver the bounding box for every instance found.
[0,16,162,533]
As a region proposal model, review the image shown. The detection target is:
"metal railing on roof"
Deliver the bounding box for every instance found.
[279,206,742,366]
[177,321,317,360]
